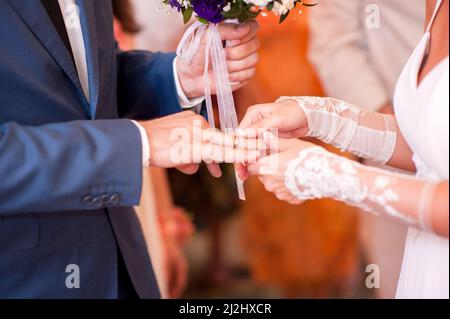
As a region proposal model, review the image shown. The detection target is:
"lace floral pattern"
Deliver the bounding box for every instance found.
[285,147,418,225]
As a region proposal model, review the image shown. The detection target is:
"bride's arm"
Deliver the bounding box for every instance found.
[286,146,449,238]
[277,97,416,171]
[247,139,449,238]
[387,128,416,172]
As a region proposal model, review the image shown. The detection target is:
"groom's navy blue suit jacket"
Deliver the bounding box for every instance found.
[0,0,181,298]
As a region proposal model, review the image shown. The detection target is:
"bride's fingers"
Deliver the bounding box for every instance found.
[287,197,304,205]
[263,133,299,154]
[275,192,292,202]
[239,104,276,131]
[201,129,234,147]
[247,155,277,176]
[262,180,285,193]
[277,192,303,205]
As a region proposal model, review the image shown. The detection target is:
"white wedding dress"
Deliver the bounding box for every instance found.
[393,0,449,299]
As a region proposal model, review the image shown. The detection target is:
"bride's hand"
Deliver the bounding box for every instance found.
[245,133,316,205]
[239,99,309,139]
[236,99,310,181]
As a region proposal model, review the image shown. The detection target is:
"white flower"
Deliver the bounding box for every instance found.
[272,0,296,16]
[223,2,232,12]
[243,0,272,7]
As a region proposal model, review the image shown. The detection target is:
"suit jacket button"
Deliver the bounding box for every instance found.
[101,194,110,205]
[92,196,104,208]
[109,193,121,205]
[82,195,94,206]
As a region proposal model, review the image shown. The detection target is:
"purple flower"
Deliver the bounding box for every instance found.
[169,0,182,11]
[192,0,226,24]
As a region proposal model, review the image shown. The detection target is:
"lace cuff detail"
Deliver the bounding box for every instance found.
[277,96,398,164]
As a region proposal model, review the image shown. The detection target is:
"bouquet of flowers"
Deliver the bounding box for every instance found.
[164,0,317,24]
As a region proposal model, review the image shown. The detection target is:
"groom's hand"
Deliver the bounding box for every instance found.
[138,111,261,177]
[176,20,260,99]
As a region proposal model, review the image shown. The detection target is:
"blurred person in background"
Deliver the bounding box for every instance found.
[308,0,424,298]
[132,0,187,52]
[235,13,361,298]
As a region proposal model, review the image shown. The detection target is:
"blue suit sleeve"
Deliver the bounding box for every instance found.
[0,120,143,215]
[116,50,182,120]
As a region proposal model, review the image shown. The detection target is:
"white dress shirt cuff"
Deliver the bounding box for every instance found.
[131,120,150,168]
[173,57,205,109]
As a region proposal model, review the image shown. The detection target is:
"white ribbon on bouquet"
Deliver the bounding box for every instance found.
[176,21,246,200]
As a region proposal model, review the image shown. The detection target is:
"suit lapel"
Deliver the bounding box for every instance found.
[77,0,100,119]
[6,0,87,110]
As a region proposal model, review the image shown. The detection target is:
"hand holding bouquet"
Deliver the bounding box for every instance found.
[165,0,317,24]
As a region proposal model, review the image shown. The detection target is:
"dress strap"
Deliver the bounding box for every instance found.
[426,0,443,33]
[424,0,444,56]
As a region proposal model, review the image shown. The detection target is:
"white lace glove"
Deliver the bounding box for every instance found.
[285,146,438,232]
[277,97,398,164]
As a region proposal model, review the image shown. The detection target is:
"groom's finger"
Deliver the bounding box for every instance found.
[226,38,260,61]
[206,163,222,178]
[202,129,262,150]
[202,144,261,164]
[218,21,255,42]
[203,133,265,156]
[176,164,200,175]
[236,163,250,181]
[171,110,197,119]
[201,129,234,147]
[224,20,259,46]
[229,68,257,83]
[227,52,259,73]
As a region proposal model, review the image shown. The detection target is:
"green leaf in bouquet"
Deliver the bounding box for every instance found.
[196,16,209,24]
[299,1,319,7]
[222,1,244,20]
[235,5,260,23]
[238,12,248,24]
[279,10,290,24]
[182,7,194,24]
